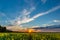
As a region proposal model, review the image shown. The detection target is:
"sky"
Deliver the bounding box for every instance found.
[0,0,60,28]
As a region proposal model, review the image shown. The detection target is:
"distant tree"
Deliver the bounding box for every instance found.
[0,25,2,32]
[1,27,6,32]
[0,25,13,32]
[0,25,1,27]
[0,25,6,32]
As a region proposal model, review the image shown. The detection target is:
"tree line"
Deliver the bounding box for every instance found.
[0,25,12,32]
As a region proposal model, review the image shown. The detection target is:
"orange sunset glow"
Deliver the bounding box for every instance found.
[28,29,33,33]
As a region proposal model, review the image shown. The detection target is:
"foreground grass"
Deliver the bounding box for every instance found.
[0,32,60,40]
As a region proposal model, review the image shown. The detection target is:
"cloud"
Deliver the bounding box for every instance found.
[0,13,11,21]
[41,0,47,4]
[22,7,35,15]
[0,12,11,21]
[42,20,60,27]
[53,20,60,23]
[6,26,23,31]
[28,5,60,22]
[31,26,40,28]
[8,6,60,26]
[0,12,6,17]
[42,24,54,27]
[16,7,35,25]
[47,20,60,24]
[45,6,60,13]
[0,12,11,26]
[8,7,35,26]
[24,0,35,7]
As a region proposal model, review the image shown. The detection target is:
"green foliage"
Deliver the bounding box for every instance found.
[0,32,60,40]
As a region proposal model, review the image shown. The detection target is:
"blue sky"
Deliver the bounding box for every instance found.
[0,0,60,28]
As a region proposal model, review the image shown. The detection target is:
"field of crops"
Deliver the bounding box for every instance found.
[0,32,60,40]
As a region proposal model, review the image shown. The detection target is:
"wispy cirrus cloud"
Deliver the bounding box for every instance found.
[53,20,60,23]
[27,5,60,22]
[22,7,35,15]
[42,20,60,27]
[24,0,36,7]
[8,7,35,26]
[0,11,11,20]
[42,24,54,27]
[0,12,6,17]
[41,0,47,4]
[7,5,60,26]
[47,20,60,24]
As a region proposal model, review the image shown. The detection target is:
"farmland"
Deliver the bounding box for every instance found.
[0,32,60,40]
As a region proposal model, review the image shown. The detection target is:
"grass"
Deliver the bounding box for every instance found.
[0,32,60,40]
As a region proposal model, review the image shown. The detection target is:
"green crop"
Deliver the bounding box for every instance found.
[0,32,60,40]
